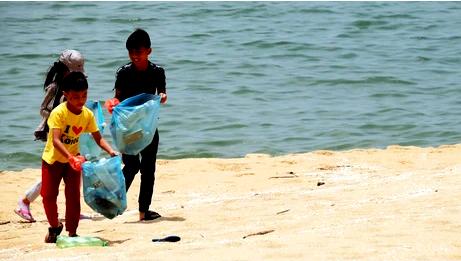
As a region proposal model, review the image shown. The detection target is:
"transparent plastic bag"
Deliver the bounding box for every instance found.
[82,155,127,219]
[56,235,108,248]
[110,93,160,155]
[79,100,106,160]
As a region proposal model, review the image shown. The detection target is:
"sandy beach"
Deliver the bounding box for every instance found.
[1,145,460,260]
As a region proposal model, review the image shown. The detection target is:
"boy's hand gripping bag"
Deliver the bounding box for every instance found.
[110,93,160,155]
[79,100,106,160]
[82,155,127,219]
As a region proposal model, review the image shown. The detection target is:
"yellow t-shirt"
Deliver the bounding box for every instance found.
[42,102,99,164]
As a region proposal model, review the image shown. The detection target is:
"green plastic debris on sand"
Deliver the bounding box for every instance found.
[56,235,109,248]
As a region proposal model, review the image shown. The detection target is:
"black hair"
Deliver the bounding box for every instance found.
[61,72,88,92]
[43,61,68,90]
[126,28,151,50]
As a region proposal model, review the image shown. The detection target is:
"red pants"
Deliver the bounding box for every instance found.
[41,160,81,235]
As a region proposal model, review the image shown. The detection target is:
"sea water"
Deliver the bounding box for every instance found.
[1,2,461,170]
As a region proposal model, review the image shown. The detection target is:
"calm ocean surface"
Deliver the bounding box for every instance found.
[1,2,461,170]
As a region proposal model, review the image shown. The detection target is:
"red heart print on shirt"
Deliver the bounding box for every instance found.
[72,126,83,135]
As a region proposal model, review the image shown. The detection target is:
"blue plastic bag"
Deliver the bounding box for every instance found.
[79,100,106,160]
[82,155,127,219]
[110,93,160,155]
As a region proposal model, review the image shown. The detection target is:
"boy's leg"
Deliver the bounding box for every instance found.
[63,164,81,235]
[41,161,64,228]
[122,154,140,191]
[138,130,159,213]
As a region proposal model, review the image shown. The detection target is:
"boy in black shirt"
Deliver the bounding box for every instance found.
[110,28,167,221]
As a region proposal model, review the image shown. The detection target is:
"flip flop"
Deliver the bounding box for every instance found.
[14,208,36,222]
[152,235,180,242]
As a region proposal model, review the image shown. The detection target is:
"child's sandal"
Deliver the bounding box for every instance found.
[141,210,161,221]
[44,223,63,243]
[14,208,36,222]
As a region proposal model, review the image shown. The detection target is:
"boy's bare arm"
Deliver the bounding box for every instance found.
[91,131,118,156]
[51,128,72,159]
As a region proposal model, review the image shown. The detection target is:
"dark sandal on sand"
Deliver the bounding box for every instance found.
[45,222,63,243]
[141,210,161,221]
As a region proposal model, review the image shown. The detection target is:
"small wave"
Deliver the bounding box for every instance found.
[4,17,56,23]
[182,84,217,92]
[377,23,406,31]
[260,123,274,128]
[368,76,416,85]
[109,17,160,24]
[208,29,233,34]
[311,79,361,86]
[188,33,212,39]
[241,40,315,52]
[231,87,263,95]
[72,17,98,23]
[241,40,275,49]
[374,108,412,114]
[374,14,417,20]
[174,59,209,66]
[446,35,461,40]
[201,124,248,132]
[0,108,16,114]
[324,142,364,151]
[159,150,221,159]
[6,53,48,59]
[160,119,183,126]
[353,19,388,29]
[4,67,21,75]
[298,8,336,14]
[268,53,319,61]
[53,37,72,42]
[369,93,408,98]
[225,6,263,17]
[282,137,311,143]
[196,139,244,147]
[339,53,358,59]
[358,123,417,132]
[417,56,431,62]
[51,2,98,8]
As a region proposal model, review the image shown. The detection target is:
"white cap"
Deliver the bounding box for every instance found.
[59,49,85,74]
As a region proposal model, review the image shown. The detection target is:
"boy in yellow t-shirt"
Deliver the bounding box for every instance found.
[41,72,117,243]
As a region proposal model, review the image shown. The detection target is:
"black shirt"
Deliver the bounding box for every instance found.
[114,61,166,102]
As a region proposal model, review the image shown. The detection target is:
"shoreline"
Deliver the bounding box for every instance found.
[1,144,460,260]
